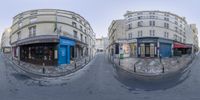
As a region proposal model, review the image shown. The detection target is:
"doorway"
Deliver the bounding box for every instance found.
[145,43,150,57]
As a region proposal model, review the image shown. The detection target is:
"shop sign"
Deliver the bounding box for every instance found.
[60,37,75,46]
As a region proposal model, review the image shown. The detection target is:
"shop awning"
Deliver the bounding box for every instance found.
[16,35,59,46]
[173,42,190,48]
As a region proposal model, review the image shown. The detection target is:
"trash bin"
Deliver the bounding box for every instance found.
[120,54,124,59]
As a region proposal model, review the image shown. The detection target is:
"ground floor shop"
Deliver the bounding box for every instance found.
[12,36,89,66]
[173,42,192,56]
[20,43,58,66]
[137,38,158,57]
[109,38,194,58]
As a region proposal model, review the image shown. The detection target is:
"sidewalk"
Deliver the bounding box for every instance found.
[112,54,195,75]
[3,53,91,77]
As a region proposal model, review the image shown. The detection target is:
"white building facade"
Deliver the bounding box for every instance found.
[95,37,108,52]
[1,28,11,53]
[10,9,95,66]
[108,10,198,58]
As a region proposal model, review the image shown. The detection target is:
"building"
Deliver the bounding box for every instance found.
[190,24,199,52]
[1,28,11,53]
[108,10,198,58]
[10,9,95,66]
[108,20,126,57]
[95,37,108,52]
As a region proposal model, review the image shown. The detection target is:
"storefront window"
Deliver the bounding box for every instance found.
[20,43,57,66]
[150,43,155,57]
[141,44,145,57]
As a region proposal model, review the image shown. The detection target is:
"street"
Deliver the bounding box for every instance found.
[0,53,200,100]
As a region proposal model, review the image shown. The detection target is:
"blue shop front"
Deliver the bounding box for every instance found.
[58,36,75,65]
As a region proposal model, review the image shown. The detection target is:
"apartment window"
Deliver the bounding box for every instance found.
[29,26,36,37]
[80,25,83,31]
[183,39,186,43]
[138,21,143,27]
[164,17,169,21]
[138,31,143,37]
[150,16,155,19]
[18,22,22,28]
[164,32,169,38]
[72,22,77,28]
[80,34,83,41]
[84,29,86,33]
[128,33,132,39]
[149,12,155,15]
[128,15,132,18]
[128,18,133,22]
[73,30,78,38]
[164,13,169,17]
[85,36,87,43]
[150,30,155,36]
[30,10,38,15]
[18,15,23,20]
[72,16,77,21]
[164,23,169,29]
[150,21,155,26]
[138,16,142,20]
[174,34,177,41]
[128,23,132,29]
[17,31,21,40]
[30,17,37,23]
[79,20,83,24]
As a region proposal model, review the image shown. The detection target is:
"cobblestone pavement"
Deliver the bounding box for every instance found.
[3,53,91,77]
[113,54,195,75]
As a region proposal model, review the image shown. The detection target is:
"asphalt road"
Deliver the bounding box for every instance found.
[0,53,200,100]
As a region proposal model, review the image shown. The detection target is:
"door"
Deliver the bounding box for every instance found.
[160,43,171,57]
[58,46,67,65]
[145,43,150,57]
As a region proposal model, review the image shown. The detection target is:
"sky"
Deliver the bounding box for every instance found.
[0,0,200,44]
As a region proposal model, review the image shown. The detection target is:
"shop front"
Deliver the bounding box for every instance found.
[137,38,157,57]
[158,39,173,57]
[58,36,75,65]
[20,43,58,66]
[119,43,131,58]
[16,35,59,66]
[173,42,192,56]
[129,43,137,57]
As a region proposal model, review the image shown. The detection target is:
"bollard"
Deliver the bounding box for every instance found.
[119,59,120,65]
[134,65,136,72]
[42,67,45,74]
[162,66,164,73]
[85,59,87,64]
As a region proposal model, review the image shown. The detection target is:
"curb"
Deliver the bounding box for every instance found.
[111,54,196,81]
[3,54,93,77]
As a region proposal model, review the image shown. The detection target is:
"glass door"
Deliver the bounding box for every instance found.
[145,43,150,57]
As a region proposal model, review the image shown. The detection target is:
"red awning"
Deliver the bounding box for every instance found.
[173,42,190,48]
